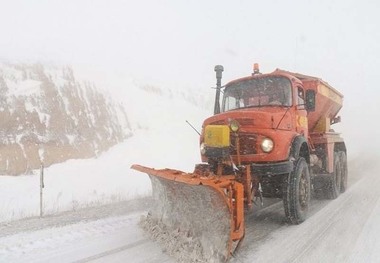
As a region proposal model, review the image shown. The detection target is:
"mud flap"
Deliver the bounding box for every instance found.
[131,165,244,262]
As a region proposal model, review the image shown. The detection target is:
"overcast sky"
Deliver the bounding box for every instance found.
[1,0,379,154]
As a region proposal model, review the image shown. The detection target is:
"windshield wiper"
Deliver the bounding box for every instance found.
[275,106,291,130]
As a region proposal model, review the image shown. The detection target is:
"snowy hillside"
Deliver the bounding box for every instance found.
[0,62,130,175]
[0,69,213,222]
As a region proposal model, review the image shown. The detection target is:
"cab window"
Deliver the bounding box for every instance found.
[298,87,305,107]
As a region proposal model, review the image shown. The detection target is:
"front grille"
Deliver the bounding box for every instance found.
[210,120,226,125]
[210,119,254,126]
[237,119,254,126]
[230,133,257,155]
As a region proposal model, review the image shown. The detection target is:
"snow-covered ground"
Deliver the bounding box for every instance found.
[0,204,174,263]
[0,81,213,262]
[1,154,379,263]
[234,155,380,263]
[0,82,211,222]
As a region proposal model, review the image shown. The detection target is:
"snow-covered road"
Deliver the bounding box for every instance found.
[1,157,379,263]
[234,157,380,263]
[0,199,173,263]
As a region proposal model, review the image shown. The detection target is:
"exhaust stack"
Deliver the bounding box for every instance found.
[214,65,224,115]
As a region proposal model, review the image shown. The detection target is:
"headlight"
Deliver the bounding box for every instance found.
[261,138,274,153]
[229,120,240,132]
[200,143,206,154]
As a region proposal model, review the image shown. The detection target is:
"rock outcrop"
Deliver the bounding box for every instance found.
[0,62,130,175]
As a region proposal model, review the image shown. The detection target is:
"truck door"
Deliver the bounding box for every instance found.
[296,86,308,138]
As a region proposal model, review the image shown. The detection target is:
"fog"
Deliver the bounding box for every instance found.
[1,0,379,156]
[1,2,380,262]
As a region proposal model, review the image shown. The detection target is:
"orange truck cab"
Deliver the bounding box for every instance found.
[200,64,347,223]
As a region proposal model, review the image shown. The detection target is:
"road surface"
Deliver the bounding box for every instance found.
[1,157,379,263]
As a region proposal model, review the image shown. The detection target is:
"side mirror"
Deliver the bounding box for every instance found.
[305,90,316,112]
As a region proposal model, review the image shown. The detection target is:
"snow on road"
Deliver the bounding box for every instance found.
[0,199,173,263]
[232,156,380,263]
[2,155,380,263]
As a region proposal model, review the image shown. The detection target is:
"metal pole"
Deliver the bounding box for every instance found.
[40,163,44,218]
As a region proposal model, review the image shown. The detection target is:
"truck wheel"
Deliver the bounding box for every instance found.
[326,152,342,199]
[339,151,348,193]
[283,157,311,224]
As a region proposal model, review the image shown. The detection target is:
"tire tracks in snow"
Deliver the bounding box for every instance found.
[73,239,149,263]
[0,211,149,262]
[233,159,380,263]
[288,163,380,263]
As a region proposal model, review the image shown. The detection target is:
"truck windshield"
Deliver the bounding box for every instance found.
[222,76,292,112]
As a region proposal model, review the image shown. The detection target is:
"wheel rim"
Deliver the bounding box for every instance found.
[299,170,309,209]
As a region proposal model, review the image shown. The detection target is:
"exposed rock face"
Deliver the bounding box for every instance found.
[0,62,131,175]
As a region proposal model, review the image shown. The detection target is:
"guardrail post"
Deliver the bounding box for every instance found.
[40,163,44,218]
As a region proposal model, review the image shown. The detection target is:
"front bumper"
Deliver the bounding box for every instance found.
[251,160,293,176]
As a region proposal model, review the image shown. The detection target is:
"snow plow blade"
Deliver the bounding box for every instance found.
[131,164,244,262]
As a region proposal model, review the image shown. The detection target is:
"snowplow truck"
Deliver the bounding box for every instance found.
[132,64,347,261]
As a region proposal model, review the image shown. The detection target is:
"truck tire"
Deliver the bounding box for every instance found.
[339,151,348,193]
[326,152,342,199]
[283,157,311,224]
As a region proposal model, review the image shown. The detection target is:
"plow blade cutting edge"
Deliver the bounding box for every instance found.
[131,164,245,262]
